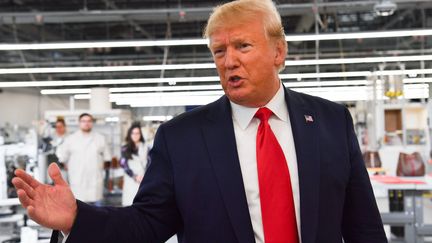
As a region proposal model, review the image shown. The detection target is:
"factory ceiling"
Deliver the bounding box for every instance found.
[0,0,431,104]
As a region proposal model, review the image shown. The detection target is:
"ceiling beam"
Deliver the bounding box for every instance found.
[0,1,431,24]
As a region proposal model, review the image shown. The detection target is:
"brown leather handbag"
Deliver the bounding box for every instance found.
[396,152,425,176]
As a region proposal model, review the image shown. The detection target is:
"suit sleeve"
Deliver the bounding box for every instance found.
[63,125,182,243]
[341,108,388,243]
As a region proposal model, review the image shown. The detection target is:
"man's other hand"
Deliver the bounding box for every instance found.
[12,163,77,234]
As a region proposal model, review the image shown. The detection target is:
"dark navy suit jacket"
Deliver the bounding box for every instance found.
[52,87,387,243]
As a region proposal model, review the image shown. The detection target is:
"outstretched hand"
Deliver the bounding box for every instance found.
[12,163,77,234]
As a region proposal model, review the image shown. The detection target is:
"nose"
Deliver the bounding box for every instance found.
[224,47,239,70]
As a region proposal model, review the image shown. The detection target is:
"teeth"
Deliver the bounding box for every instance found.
[231,76,240,81]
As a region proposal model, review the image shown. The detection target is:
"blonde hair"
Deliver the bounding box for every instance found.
[203,0,287,71]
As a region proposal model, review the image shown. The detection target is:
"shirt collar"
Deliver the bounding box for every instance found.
[230,83,288,130]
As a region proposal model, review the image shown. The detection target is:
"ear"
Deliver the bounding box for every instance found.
[274,40,287,67]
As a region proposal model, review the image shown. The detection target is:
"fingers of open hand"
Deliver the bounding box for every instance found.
[14,169,41,189]
[11,177,36,199]
[26,206,41,224]
[16,189,35,208]
[48,163,68,186]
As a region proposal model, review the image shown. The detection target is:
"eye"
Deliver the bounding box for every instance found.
[212,49,225,57]
[239,43,252,51]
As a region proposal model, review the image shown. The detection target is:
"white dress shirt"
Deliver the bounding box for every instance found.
[230,83,302,243]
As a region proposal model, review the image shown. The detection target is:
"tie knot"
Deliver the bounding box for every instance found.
[255,107,273,122]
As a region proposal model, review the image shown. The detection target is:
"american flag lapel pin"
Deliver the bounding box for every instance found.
[304,115,314,123]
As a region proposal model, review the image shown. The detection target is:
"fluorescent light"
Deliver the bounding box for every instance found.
[42,79,371,94]
[284,55,432,66]
[110,84,222,93]
[40,88,91,94]
[402,77,432,84]
[107,84,430,106]
[0,63,216,74]
[41,85,222,95]
[285,29,432,42]
[143,116,173,122]
[105,117,119,122]
[4,55,432,75]
[4,77,214,88]
[0,39,209,50]
[74,90,225,100]
[292,86,370,101]
[76,90,224,107]
[123,95,221,107]
[280,71,371,79]
[43,80,369,95]
[8,68,432,89]
[293,84,429,102]
[68,82,429,106]
[74,94,91,99]
[284,80,369,87]
[0,76,220,88]
[112,90,224,99]
[1,28,431,50]
[281,69,432,80]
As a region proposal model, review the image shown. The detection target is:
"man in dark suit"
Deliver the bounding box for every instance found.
[12,0,387,242]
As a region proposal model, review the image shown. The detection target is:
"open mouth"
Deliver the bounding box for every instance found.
[229,75,242,82]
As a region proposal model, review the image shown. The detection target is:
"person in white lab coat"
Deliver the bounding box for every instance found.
[56,113,111,204]
[120,123,149,206]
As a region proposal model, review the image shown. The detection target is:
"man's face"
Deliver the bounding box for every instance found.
[209,18,286,107]
[79,116,93,133]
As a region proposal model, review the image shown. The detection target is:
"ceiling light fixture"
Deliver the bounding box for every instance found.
[0,76,220,88]
[58,78,430,98]
[42,80,370,95]
[0,39,209,50]
[3,67,429,89]
[0,63,216,74]
[2,55,432,75]
[0,28,431,50]
[284,55,432,66]
[143,116,174,122]
[99,84,428,106]
[40,88,91,95]
[374,0,397,17]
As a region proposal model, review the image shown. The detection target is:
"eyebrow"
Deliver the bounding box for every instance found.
[209,41,224,50]
[230,36,247,43]
[210,37,251,49]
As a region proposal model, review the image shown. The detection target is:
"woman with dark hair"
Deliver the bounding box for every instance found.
[120,122,149,206]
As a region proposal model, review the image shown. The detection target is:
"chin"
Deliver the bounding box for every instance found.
[228,97,253,107]
[227,94,243,103]
[226,90,247,100]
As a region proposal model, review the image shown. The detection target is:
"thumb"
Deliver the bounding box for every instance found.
[48,163,68,186]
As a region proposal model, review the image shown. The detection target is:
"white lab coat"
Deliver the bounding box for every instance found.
[122,143,148,206]
[56,130,111,202]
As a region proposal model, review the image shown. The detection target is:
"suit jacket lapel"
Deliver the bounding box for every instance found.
[284,88,320,243]
[201,96,256,243]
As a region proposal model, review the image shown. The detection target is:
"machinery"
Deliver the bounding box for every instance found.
[0,127,38,202]
[0,127,40,243]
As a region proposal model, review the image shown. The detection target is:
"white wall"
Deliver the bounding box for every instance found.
[0,88,89,127]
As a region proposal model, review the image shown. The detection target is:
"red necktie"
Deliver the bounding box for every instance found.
[255,107,299,243]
